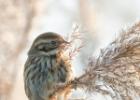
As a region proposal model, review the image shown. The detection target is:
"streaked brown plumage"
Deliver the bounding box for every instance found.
[24,32,72,100]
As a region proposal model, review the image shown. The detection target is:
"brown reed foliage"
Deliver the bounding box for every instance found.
[55,22,140,100]
[0,0,36,99]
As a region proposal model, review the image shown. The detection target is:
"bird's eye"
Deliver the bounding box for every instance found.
[51,41,57,45]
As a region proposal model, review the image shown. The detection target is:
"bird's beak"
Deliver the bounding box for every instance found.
[60,40,70,48]
[63,40,70,44]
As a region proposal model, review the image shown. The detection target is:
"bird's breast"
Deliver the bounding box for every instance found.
[26,56,71,85]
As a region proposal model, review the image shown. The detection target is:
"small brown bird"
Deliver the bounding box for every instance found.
[24,32,72,100]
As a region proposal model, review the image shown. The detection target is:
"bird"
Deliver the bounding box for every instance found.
[24,32,72,100]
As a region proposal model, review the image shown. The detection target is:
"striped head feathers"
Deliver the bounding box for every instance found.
[28,32,69,56]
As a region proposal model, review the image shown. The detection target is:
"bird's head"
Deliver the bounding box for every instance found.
[28,32,69,56]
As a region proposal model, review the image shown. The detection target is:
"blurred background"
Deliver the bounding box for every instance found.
[0,0,140,100]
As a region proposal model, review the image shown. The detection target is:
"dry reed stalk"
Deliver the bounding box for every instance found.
[55,22,140,100]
